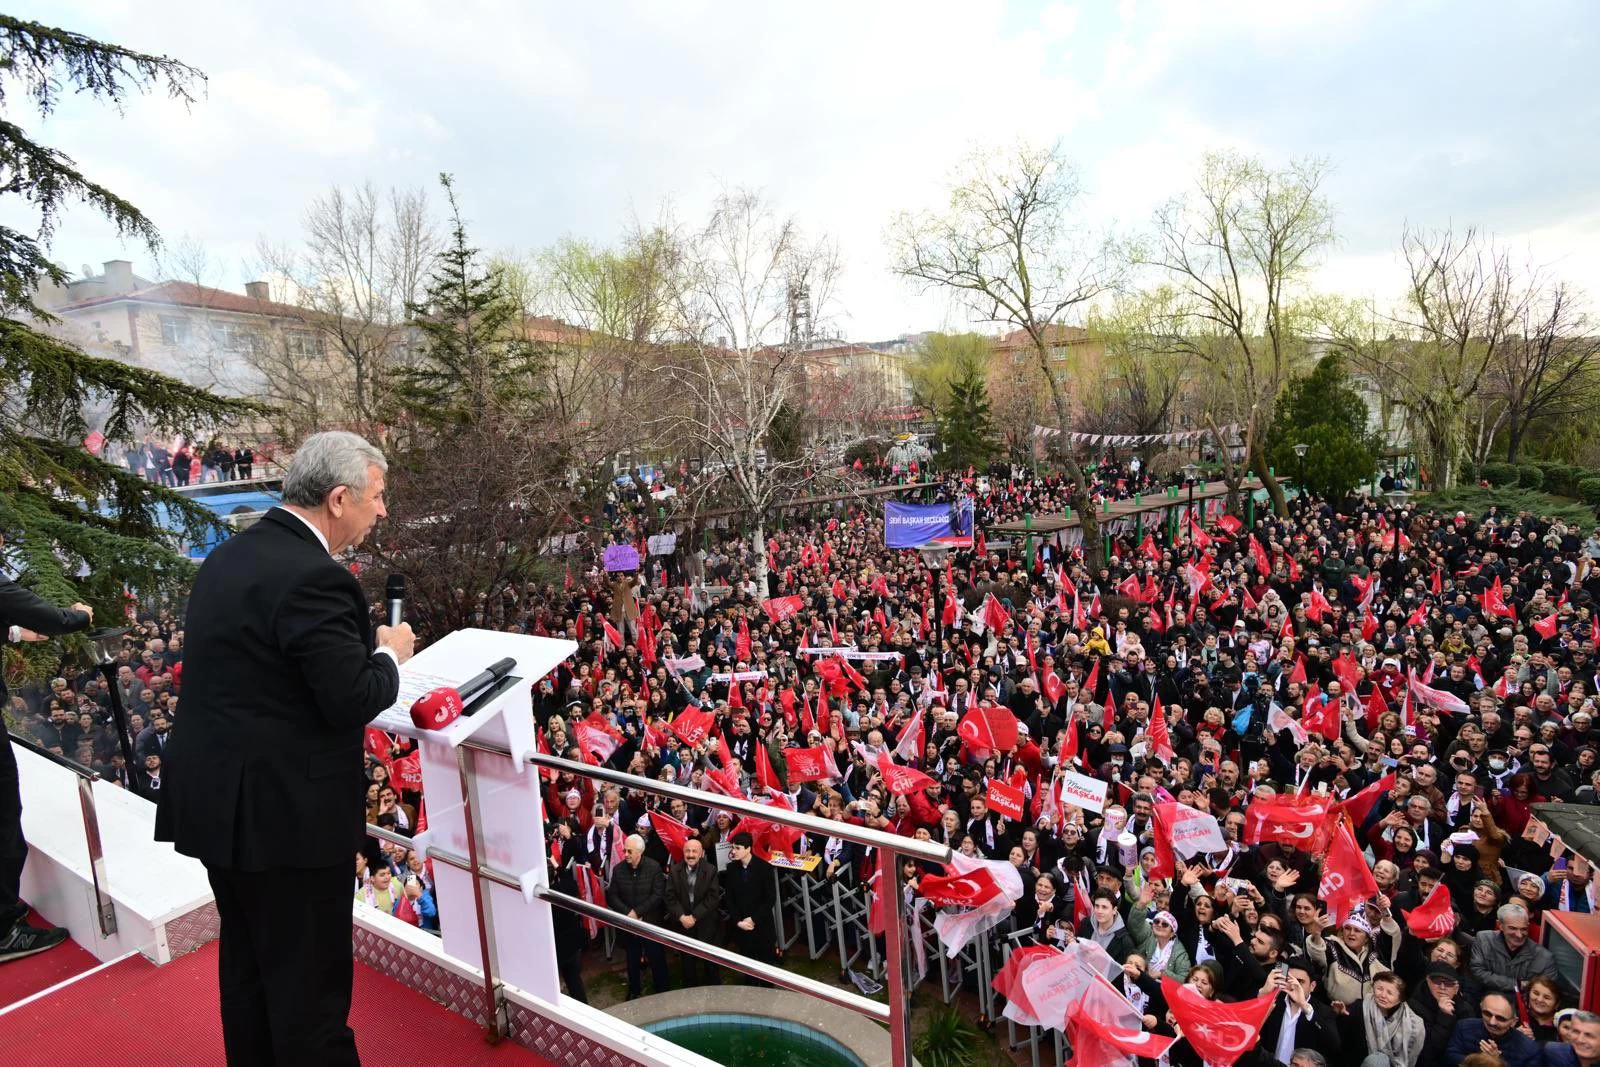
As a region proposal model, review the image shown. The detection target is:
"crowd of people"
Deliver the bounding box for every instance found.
[99,437,264,485]
[12,456,1600,1067]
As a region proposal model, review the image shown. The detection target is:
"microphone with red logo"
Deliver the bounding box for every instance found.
[409,656,518,730]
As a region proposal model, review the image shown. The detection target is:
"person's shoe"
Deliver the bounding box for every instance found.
[0,920,70,964]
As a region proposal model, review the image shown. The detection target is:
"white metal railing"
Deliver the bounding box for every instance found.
[369,737,951,1064]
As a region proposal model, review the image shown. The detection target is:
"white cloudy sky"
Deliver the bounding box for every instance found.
[11,0,1600,338]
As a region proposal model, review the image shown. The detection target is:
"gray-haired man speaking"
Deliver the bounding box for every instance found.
[156,431,414,1065]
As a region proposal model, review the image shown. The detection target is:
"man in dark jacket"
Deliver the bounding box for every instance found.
[1408,962,1468,1067]
[665,837,723,986]
[1255,960,1341,1067]
[608,833,669,998]
[1445,991,1540,1067]
[722,831,776,983]
[154,431,410,1065]
[0,568,93,962]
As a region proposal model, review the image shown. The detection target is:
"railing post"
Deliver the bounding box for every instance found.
[75,776,115,937]
[456,745,506,1041]
[878,846,912,1066]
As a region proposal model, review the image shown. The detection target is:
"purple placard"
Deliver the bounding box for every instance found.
[603,544,640,572]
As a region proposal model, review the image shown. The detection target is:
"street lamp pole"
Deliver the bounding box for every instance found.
[1293,442,1309,496]
[1385,488,1410,582]
[1181,462,1201,561]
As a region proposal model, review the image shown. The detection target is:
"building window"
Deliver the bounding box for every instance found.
[285,330,321,358]
[159,316,190,345]
[208,321,255,352]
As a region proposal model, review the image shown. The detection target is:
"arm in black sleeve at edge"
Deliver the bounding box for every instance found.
[0,575,92,639]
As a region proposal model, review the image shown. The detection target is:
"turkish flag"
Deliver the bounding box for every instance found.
[1117,574,1142,601]
[601,617,624,651]
[1162,977,1276,1067]
[919,866,1005,909]
[669,707,714,747]
[1340,772,1396,828]
[1057,717,1079,770]
[1071,1002,1176,1065]
[782,745,836,784]
[1361,609,1379,642]
[982,594,1013,635]
[762,595,804,623]
[1431,568,1443,595]
[893,705,926,762]
[876,750,937,795]
[651,810,695,863]
[958,704,1020,759]
[1243,794,1334,848]
[1403,882,1458,940]
[1083,658,1101,702]
[735,618,752,662]
[1320,819,1379,924]
[1306,588,1333,623]
[941,592,959,627]
[1288,654,1308,685]
[1043,670,1065,705]
[1303,689,1341,742]
[1333,651,1362,694]
[1139,533,1162,561]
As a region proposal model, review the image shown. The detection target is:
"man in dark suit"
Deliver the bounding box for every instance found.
[607,832,670,999]
[664,836,723,986]
[1253,960,1341,1067]
[0,567,93,962]
[155,431,412,1065]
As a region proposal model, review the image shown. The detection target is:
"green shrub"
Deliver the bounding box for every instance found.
[1517,465,1545,490]
[914,1007,978,1067]
[1578,478,1600,506]
[1481,462,1519,486]
[1549,465,1584,497]
[1419,486,1594,528]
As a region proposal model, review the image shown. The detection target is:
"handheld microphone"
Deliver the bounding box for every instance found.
[386,574,406,627]
[409,656,518,731]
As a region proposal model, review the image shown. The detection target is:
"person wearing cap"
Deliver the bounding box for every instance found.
[1124,877,1193,980]
[1407,961,1468,1067]
[1306,908,1396,1007]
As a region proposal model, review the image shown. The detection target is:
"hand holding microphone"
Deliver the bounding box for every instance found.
[377,622,415,664]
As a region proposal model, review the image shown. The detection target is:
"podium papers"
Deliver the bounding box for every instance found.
[378,628,576,1002]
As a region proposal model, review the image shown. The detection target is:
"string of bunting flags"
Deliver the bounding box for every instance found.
[1033,424,1240,448]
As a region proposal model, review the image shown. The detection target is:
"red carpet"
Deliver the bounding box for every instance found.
[0,911,98,1008]
[0,940,554,1065]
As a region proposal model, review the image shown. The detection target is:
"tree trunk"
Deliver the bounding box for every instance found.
[1251,438,1287,517]
[1504,418,1524,464]
[751,513,769,597]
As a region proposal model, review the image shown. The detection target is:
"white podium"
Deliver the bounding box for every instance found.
[371,628,576,1003]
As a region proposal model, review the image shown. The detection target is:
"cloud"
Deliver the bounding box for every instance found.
[8,0,1599,337]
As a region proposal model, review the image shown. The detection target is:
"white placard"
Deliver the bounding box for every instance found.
[1061,770,1108,814]
[648,532,677,554]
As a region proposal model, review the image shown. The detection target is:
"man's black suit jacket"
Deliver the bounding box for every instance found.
[154,509,400,872]
[0,575,92,702]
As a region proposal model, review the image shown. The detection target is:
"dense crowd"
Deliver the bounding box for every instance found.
[13,458,1600,1067]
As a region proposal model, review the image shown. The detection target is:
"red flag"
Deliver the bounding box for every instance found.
[1361,609,1378,641]
[1333,651,1362,695]
[1215,513,1243,536]
[876,750,937,795]
[1083,657,1101,702]
[755,742,782,794]
[1043,669,1065,705]
[574,714,622,765]
[575,864,606,937]
[1320,819,1379,924]
[735,617,752,662]
[1243,794,1335,849]
[601,617,623,651]
[668,707,714,747]
[958,704,1020,759]
[1148,696,1175,763]
[991,945,1058,1029]
[1340,772,1396,829]
[364,727,393,764]
[762,595,804,623]
[782,745,836,784]
[1364,685,1389,731]
[650,810,695,863]
[1249,535,1271,576]
[1484,577,1516,620]
[1533,613,1558,640]
[1057,718,1079,770]
[1430,568,1443,595]
[1161,978,1276,1067]
[1403,882,1458,940]
[391,751,423,789]
[981,594,1012,635]
[1139,533,1162,561]
[1072,1002,1177,1064]
[941,591,959,627]
[893,705,926,762]
[919,866,1005,909]
[1406,602,1428,629]
[1303,688,1340,742]
[985,777,1026,821]
[1306,588,1332,623]
[1409,673,1470,716]
[1117,574,1142,600]
[1288,654,1308,685]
